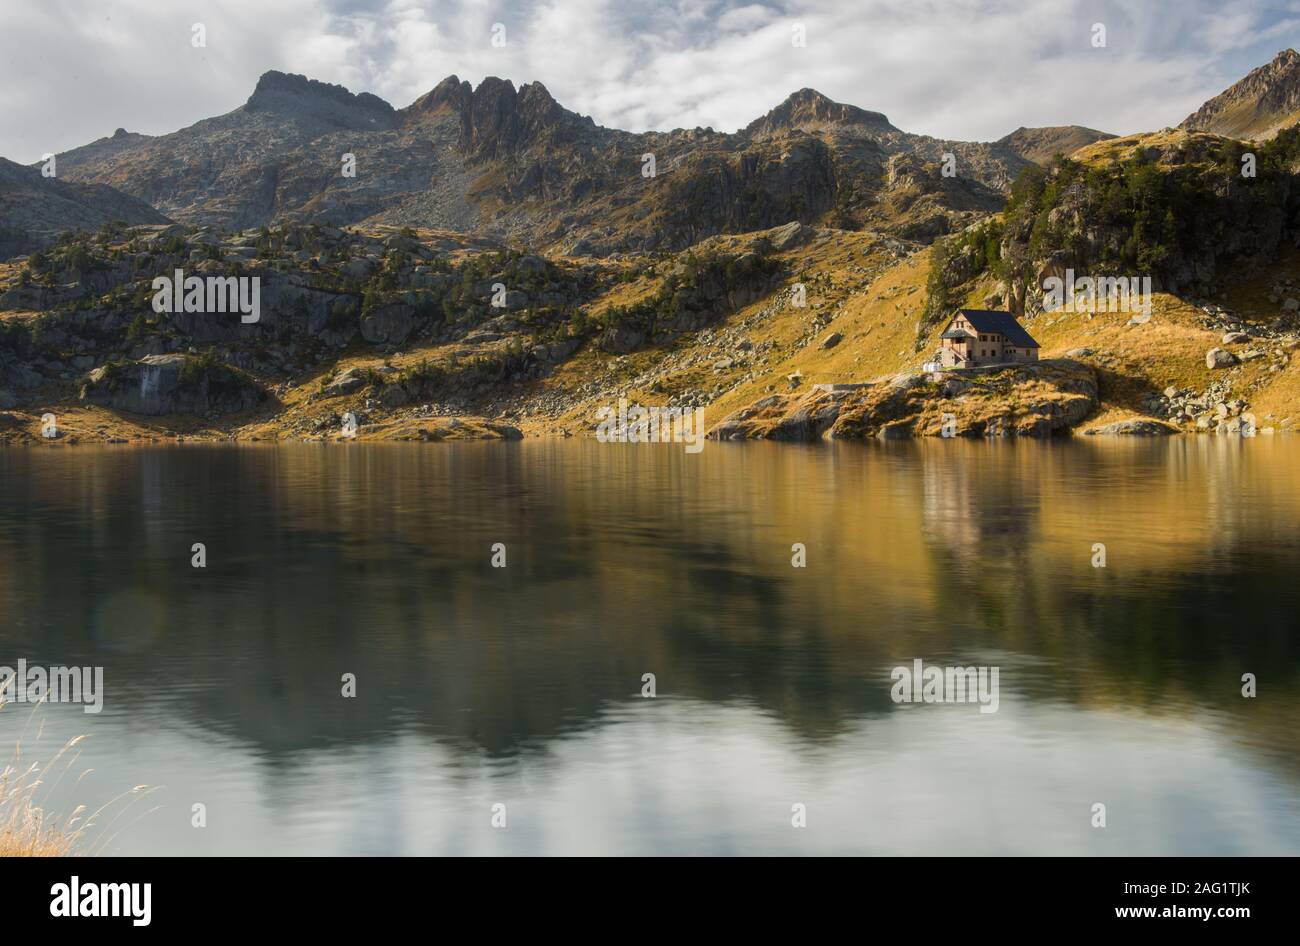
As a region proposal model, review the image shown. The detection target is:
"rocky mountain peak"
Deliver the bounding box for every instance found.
[1180,48,1300,139]
[403,74,589,154]
[454,76,594,158]
[404,75,472,117]
[31,69,1024,251]
[244,70,397,129]
[744,88,895,139]
[995,125,1115,165]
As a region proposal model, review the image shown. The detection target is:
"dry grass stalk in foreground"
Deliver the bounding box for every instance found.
[0,696,157,856]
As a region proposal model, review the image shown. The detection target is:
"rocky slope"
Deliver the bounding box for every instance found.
[995,125,1116,165]
[3,209,1298,446]
[48,72,476,236]
[23,50,1296,261]
[0,156,170,258]
[1181,48,1300,139]
[36,73,1030,257]
[5,53,1300,444]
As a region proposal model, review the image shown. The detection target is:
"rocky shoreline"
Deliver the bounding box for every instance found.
[709,360,1101,440]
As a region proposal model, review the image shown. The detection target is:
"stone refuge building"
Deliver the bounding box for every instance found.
[924,309,1040,371]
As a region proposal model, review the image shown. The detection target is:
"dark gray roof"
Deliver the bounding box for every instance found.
[941,328,974,339]
[956,310,1040,348]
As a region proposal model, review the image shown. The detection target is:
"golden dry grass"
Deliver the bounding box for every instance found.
[0,698,157,856]
[514,231,1299,438]
[1069,129,1232,167]
[525,229,922,436]
[4,218,1298,444]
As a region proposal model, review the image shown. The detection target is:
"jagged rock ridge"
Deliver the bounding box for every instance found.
[35,71,1030,255]
[1180,49,1300,139]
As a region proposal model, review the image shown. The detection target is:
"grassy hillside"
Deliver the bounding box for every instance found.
[2,144,1300,444]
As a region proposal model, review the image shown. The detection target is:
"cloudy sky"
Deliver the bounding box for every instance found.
[2,0,1297,163]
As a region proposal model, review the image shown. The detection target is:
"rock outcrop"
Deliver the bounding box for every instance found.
[1085,419,1178,436]
[80,354,265,416]
[710,361,1099,441]
[243,70,398,130]
[742,88,896,139]
[1206,347,1238,369]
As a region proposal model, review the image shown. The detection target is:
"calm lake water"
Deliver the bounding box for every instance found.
[1,438,1298,855]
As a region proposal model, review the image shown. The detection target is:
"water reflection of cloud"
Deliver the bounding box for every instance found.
[18,698,1296,856]
[6,441,1300,853]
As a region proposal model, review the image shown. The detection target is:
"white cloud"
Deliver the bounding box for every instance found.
[0,0,1293,164]
[716,4,779,33]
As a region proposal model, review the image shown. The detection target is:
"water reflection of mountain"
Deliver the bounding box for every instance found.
[0,440,1297,770]
[914,437,1300,768]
